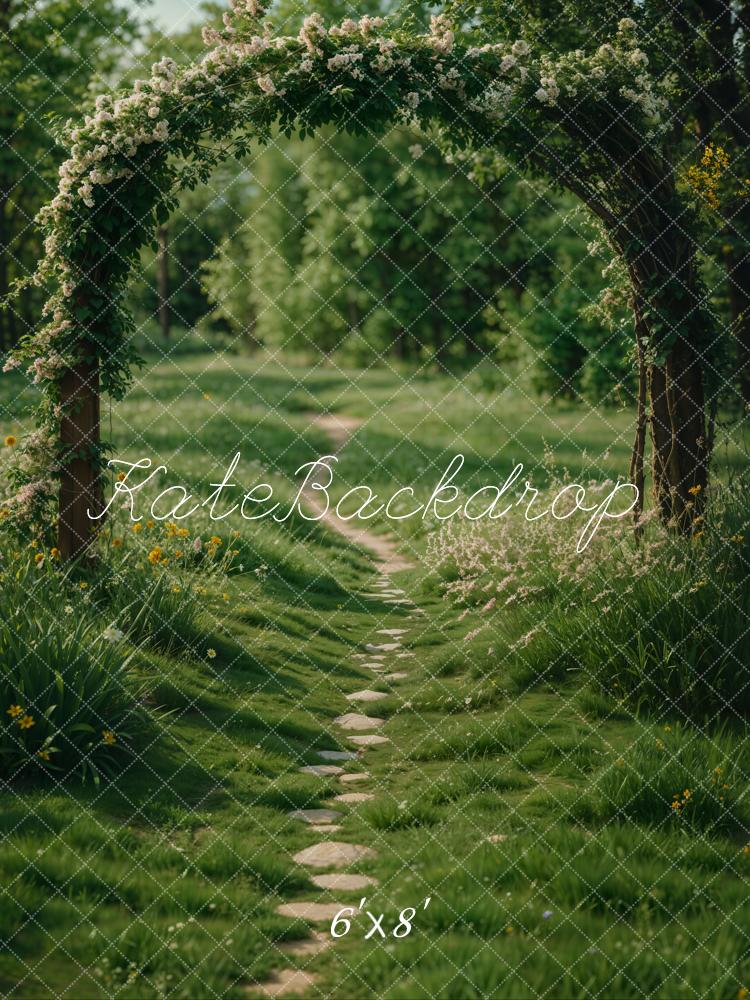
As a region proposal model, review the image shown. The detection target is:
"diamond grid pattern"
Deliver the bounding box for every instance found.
[2,0,750,997]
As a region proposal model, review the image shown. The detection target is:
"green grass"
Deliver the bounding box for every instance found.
[1,351,750,998]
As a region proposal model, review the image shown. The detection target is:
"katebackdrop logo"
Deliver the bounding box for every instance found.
[92,452,639,554]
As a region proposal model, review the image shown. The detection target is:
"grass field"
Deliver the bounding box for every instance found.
[1,347,749,999]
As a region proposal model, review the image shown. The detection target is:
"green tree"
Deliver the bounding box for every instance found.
[0,0,142,349]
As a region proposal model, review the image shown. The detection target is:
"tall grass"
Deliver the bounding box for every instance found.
[0,563,151,782]
[426,476,750,720]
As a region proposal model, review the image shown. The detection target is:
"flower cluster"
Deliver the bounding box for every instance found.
[686,143,750,214]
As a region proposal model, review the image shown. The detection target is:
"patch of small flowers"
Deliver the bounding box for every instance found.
[426,470,749,717]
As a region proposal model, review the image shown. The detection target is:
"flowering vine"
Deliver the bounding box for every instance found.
[2,5,679,528]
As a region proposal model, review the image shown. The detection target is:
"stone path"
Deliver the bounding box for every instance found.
[257,968,320,997]
[291,841,376,868]
[345,690,387,703]
[348,734,389,747]
[334,712,385,731]
[317,749,357,761]
[252,416,432,998]
[288,809,342,825]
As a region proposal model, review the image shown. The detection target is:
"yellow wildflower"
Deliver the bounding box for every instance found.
[132,523,143,533]
[112,538,123,548]
[210,536,222,546]
[6,705,23,719]
[688,484,702,495]
[146,520,155,529]
[207,648,217,659]
[102,729,116,746]
[50,547,60,559]
[79,582,88,590]
[34,552,44,565]
[4,435,17,447]
[37,750,51,761]
[18,714,35,730]
[147,547,162,564]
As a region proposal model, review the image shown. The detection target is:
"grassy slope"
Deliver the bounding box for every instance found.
[1,351,749,998]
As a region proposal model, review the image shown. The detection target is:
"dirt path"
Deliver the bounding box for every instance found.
[304,412,413,574]
[249,414,418,996]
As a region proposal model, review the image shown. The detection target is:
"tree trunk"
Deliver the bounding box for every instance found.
[725,250,750,404]
[157,224,170,340]
[648,335,707,530]
[58,352,103,560]
[629,306,647,534]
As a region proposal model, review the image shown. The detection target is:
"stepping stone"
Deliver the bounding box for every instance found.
[299,764,344,776]
[346,690,387,703]
[317,750,358,761]
[278,931,331,957]
[384,672,408,681]
[335,713,385,731]
[292,841,376,868]
[334,792,375,803]
[377,629,407,637]
[258,968,319,997]
[288,809,342,825]
[486,833,509,843]
[364,643,400,653]
[349,734,390,747]
[311,873,378,890]
[340,772,370,783]
[311,824,341,833]
[276,901,356,922]
[397,651,415,658]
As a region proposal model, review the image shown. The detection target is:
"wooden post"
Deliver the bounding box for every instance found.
[157,224,170,341]
[58,350,102,560]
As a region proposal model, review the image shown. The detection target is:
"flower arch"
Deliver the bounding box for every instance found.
[5,4,714,557]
